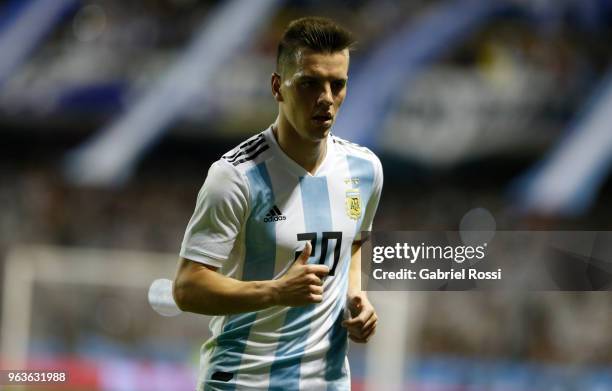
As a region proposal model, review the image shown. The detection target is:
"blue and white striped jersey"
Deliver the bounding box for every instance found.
[180,126,383,391]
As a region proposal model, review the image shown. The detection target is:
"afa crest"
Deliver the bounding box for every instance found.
[345,189,362,220]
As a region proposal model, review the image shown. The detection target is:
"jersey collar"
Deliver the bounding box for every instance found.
[264,126,334,178]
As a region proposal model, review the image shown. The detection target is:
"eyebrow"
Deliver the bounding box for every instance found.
[296,75,348,83]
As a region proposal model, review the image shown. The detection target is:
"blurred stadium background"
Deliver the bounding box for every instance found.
[1,0,612,390]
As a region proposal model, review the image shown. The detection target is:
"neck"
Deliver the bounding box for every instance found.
[273,116,327,175]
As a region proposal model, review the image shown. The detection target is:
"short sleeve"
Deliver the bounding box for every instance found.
[180,160,249,267]
[355,155,383,241]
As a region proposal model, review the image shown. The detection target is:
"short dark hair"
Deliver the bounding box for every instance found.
[276,17,355,75]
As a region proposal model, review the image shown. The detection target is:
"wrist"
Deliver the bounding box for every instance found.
[347,288,363,298]
[260,279,281,307]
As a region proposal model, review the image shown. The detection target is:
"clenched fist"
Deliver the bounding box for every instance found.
[342,292,377,343]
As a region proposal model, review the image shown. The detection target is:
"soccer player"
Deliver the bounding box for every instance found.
[174,16,383,390]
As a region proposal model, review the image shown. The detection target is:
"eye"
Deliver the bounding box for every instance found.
[300,80,314,88]
[331,80,346,92]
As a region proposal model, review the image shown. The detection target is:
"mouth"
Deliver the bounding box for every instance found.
[312,113,333,126]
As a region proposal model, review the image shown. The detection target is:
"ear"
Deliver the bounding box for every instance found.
[271,72,283,103]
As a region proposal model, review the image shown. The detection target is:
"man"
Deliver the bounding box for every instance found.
[174,16,383,390]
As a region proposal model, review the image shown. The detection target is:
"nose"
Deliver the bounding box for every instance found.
[317,83,333,107]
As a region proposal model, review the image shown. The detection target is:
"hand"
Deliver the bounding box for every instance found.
[342,291,377,343]
[274,242,330,307]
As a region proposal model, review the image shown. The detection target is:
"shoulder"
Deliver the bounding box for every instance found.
[204,129,276,201]
[331,134,382,173]
[219,130,273,174]
[332,134,378,160]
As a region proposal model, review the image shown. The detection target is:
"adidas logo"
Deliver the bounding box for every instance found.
[263,205,286,223]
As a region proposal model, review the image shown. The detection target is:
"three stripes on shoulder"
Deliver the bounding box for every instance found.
[222,134,269,166]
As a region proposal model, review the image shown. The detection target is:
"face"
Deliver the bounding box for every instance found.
[273,48,349,142]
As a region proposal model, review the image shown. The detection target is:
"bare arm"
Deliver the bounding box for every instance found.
[343,240,378,343]
[173,242,329,316]
[348,241,363,296]
[173,258,277,315]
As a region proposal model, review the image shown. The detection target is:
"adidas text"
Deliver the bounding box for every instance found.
[264,215,286,223]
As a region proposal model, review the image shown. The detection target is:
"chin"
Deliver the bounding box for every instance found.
[309,126,331,141]
[295,120,332,142]
[312,122,333,136]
